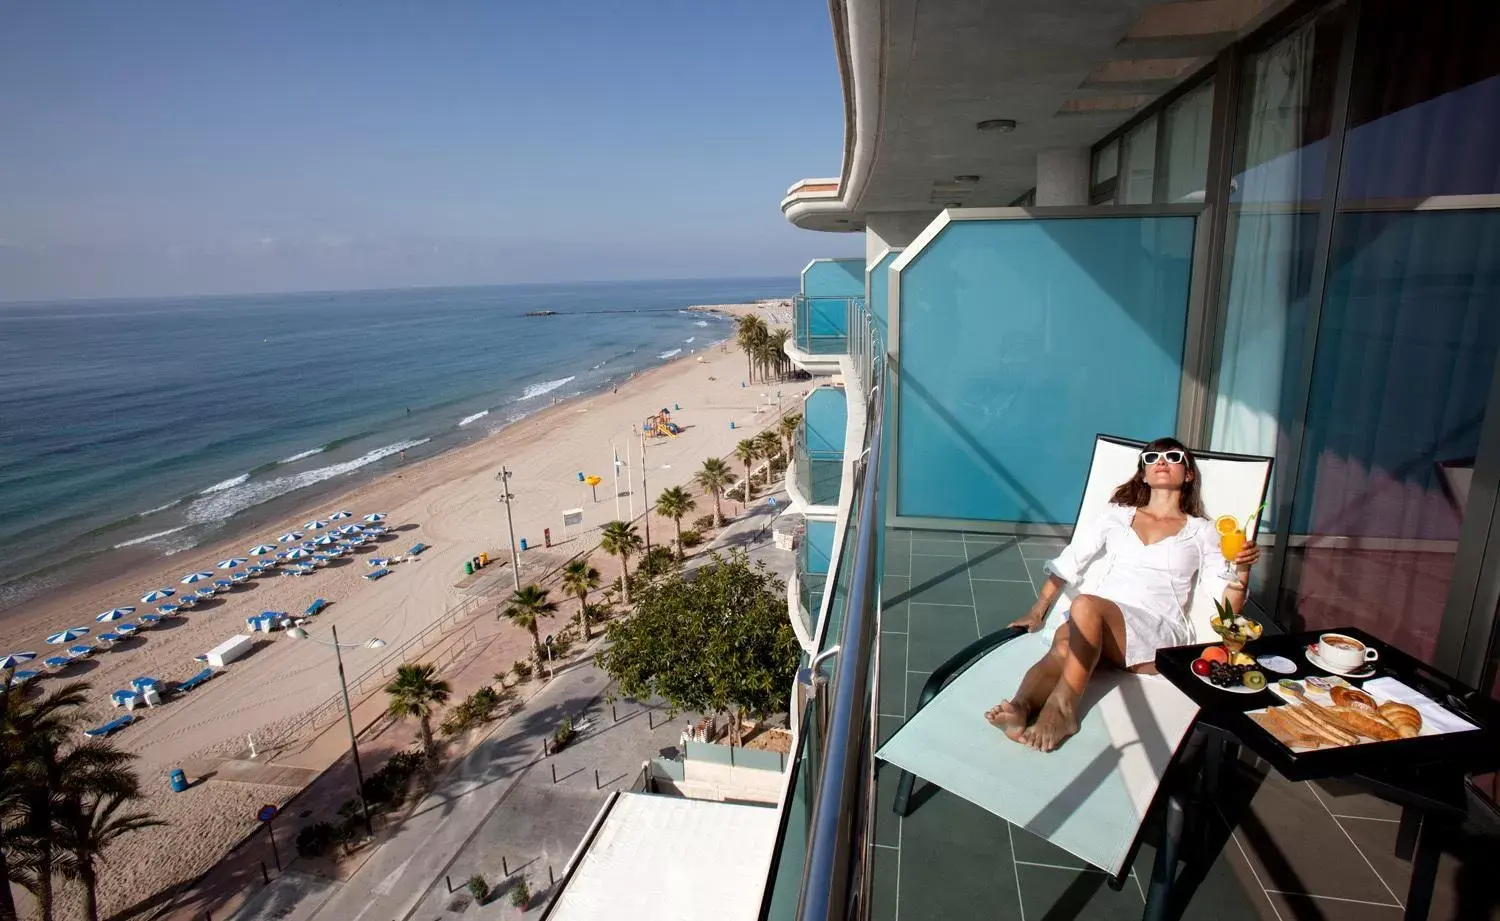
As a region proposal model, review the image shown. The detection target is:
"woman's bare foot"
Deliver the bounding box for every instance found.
[985,700,1029,742]
[1022,694,1079,752]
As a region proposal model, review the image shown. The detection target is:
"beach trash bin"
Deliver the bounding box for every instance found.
[520,538,529,551]
[480,552,489,566]
[730,421,737,430]
[169,769,187,793]
[464,561,474,576]
[577,471,585,481]
[544,528,552,548]
[472,555,482,570]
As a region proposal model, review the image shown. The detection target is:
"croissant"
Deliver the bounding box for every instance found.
[1377,701,1421,738]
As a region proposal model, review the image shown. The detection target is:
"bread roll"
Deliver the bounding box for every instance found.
[1330,686,1377,711]
[1323,706,1400,742]
[1251,709,1324,749]
[1280,705,1357,747]
[1377,701,1421,738]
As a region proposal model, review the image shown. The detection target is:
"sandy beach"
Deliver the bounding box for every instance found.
[2,300,796,919]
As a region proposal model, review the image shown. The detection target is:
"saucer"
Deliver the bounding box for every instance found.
[1304,647,1375,679]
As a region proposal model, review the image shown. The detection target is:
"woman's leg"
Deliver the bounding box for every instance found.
[985,624,1074,740]
[1025,594,1129,751]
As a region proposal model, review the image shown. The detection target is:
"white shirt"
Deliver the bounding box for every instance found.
[1044,504,1231,665]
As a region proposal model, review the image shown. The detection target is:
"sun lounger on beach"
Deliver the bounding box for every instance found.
[364,567,391,581]
[44,656,71,670]
[9,670,38,688]
[367,557,389,567]
[407,542,428,555]
[175,668,215,693]
[68,644,94,658]
[96,632,122,644]
[305,598,329,616]
[84,714,134,738]
[109,690,139,709]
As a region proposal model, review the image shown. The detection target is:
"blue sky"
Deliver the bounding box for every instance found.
[0,1,859,301]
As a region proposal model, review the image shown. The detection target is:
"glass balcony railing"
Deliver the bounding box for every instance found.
[794,422,843,507]
[796,532,828,639]
[792,294,863,355]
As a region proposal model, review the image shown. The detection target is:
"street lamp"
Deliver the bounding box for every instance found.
[287,625,386,835]
[496,467,522,591]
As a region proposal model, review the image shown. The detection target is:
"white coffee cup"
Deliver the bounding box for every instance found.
[1317,633,1378,672]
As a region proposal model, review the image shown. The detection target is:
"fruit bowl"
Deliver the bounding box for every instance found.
[1209,600,1262,658]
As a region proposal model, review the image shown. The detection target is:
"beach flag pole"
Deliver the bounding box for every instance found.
[612,444,622,520]
[640,435,652,552]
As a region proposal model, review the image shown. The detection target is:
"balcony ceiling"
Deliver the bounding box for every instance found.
[784,0,1292,232]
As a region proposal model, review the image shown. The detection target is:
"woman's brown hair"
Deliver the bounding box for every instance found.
[1109,437,1205,517]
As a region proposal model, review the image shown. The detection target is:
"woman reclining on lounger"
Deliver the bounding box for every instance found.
[987,437,1259,752]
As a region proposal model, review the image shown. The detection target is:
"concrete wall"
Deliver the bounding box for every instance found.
[648,750,785,805]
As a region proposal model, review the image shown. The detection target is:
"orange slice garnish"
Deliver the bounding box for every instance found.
[1214,515,1239,535]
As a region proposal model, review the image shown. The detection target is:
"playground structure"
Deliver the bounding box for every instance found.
[643,407,682,438]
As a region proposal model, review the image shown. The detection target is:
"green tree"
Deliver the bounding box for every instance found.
[779,412,802,459]
[694,458,734,529]
[502,584,558,666]
[654,486,697,560]
[384,664,451,766]
[733,439,760,501]
[756,429,782,463]
[599,520,643,606]
[57,784,164,921]
[597,550,798,746]
[736,315,769,383]
[561,558,601,639]
[769,328,792,380]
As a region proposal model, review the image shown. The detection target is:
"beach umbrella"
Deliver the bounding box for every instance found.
[96,608,134,623]
[329,510,352,520]
[338,524,361,535]
[157,603,180,615]
[217,558,247,570]
[305,519,328,530]
[314,535,336,546]
[278,531,304,543]
[284,548,312,560]
[362,513,387,523]
[46,628,90,645]
[141,589,175,603]
[0,652,38,670]
[67,644,94,658]
[44,656,71,670]
[181,571,213,584]
[249,544,278,556]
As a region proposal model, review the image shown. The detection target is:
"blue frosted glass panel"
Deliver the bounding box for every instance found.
[807,297,849,338]
[803,388,848,458]
[805,519,834,574]
[802,258,865,298]
[868,251,900,345]
[896,216,1195,522]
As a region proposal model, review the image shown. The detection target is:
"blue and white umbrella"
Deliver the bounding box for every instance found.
[314,535,336,546]
[338,524,361,535]
[284,548,313,560]
[96,608,134,623]
[305,519,328,530]
[0,652,38,670]
[141,589,175,603]
[329,510,353,520]
[116,623,139,636]
[362,513,387,523]
[249,544,278,556]
[46,628,90,645]
[217,558,247,570]
[67,644,94,658]
[181,571,214,584]
[278,531,304,543]
[157,604,180,615]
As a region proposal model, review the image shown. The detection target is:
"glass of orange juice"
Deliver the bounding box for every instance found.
[1215,515,1247,586]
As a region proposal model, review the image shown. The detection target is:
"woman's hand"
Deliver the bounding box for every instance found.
[1009,606,1047,633]
[1233,543,1261,569]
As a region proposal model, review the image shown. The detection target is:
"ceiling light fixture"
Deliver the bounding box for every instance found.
[976,119,1018,133]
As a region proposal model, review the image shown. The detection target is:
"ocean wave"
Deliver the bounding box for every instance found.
[458,410,490,427]
[280,447,324,464]
[201,473,250,495]
[519,376,575,401]
[139,499,181,516]
[183,438,430,525]
[658,349,682,359]
[694,320,709,327]
[112,526,188,549]
[685,337,695,343]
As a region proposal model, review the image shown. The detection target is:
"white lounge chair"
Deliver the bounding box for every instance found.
[875,434,1271,908]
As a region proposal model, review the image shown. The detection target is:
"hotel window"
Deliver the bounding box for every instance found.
[1117,115,1158,204]
[1160,80,1215,202]
[1089,140,1119,204]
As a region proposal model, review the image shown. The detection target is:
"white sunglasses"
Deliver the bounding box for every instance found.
[1140,450,1186,465]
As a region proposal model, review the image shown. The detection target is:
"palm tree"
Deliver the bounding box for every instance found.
[769,328,792,380]
[384,664,451,765]
[736,315,769,382]
[502,584,558,666]
[5,681,91,921]
[695,457,734,529]
[756,429,782,463]
[599,520,643,605]
[733,438,760,501]
[57,781,163,921]
[561,559,601,639]
[779,412,802,459]
[654,486,697,560]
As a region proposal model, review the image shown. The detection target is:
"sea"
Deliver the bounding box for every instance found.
[0,278,792,610]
